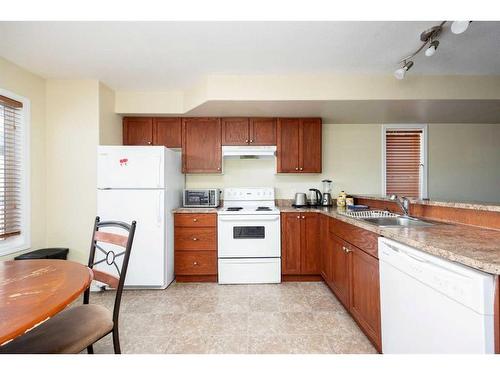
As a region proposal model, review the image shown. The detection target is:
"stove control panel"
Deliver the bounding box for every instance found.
[223,188,275,201]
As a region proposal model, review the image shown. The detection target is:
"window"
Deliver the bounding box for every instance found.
[382,124,427,199]
[0,90,30,256]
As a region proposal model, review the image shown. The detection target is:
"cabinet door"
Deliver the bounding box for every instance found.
[349,244,381,351]
[330,234,350,308]
[123,117,153,145]
[299,118,322,173]
[281,213,302,275]
[221,118,250,145]
[182,118,222,173]
[320,215,332,282]
[154,118,182,148]
[301,213,320,274]
[250,118,276,145]
[277,118,300,172]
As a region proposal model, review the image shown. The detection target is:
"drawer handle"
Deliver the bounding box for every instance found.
[192,237,198,241]
[193,218,198,222]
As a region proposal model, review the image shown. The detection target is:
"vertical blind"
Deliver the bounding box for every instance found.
[0,95,23,240]
[385,129,423,198]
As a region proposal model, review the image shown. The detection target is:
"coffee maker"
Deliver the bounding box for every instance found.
[321,179,333,206]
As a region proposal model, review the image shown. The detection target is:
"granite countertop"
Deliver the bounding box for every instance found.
[280,206,500,275]
[353,194,500,213]
[172,207,219,214]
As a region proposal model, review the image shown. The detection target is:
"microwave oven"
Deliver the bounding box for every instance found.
[183,189,221,208]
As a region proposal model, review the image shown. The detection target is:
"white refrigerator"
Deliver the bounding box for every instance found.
[97,146,183,289]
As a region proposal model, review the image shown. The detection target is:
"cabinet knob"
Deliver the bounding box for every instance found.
[245,139,249,143]
[301,216,305,219]
[217,167,221,171]
[299,167,303,171]
[192,237,198,241]
[193,261,198,266]
[295,167,299,171]
[296,215,300,219]
[250,139,254,143]
[193,218,198,222]
[147,141,152,145]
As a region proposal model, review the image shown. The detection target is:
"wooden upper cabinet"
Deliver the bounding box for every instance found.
[250,118,276,145]
[281,213,302,275]
[221,118,250,145]
[182,118,222,173]
[277,118,322,173]
[277,118,301,172]
[300,118,322,173]
[301,213,321,275]
[349,244,382,351]
[123,117,153,145]
[154,118,182,148]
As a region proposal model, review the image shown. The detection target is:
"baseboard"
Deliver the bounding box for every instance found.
[282,274,323,282]
[175,275,218,283]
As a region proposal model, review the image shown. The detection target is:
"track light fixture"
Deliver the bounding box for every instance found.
[394,21,470,79]
[394,61,414,80]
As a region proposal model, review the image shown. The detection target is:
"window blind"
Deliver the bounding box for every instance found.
[0,95,23,240]
[385,129,423,198]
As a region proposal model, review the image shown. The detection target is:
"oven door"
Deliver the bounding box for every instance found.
[217,214,281,258]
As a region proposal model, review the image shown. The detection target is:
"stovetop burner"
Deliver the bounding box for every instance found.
[256,207,272,211]
[226,207,243,211]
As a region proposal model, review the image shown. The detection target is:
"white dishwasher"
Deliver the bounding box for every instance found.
[378,237,495,354]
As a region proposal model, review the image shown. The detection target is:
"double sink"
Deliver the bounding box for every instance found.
[340,210,435,227]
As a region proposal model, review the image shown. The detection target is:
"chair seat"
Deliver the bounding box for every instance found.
[0,304,114,354]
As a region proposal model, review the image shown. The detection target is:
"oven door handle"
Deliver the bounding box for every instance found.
[218,216,280,222]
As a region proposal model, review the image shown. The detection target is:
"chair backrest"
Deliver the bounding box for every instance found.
[83,217,137,326]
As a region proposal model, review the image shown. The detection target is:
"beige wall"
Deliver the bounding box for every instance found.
[99,82,122,145]
[0,57,46,260]
[45,80,100,263]
[187,123,500,202]
[428,124,500,202]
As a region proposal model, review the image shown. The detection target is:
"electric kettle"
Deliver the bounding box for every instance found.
[308,189,322,206]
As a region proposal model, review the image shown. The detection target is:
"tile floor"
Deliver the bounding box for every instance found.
[86,282,377,354]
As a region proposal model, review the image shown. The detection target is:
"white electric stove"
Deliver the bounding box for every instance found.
[217,188,281,284]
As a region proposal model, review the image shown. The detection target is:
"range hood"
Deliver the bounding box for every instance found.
[222,145,276,159]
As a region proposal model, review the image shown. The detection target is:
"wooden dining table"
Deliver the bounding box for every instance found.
[0,259,93,345]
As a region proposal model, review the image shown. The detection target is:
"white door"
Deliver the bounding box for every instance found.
[217,215,281,258]
[97,189,166,287]
[97,146,165,189]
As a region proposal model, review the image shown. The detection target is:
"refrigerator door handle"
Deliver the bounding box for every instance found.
[157,191,162,226]
[158,155,163,188]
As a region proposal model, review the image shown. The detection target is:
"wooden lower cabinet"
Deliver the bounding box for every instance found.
[348,243,382,352]
[330,234,350,308]
[174,213,217,282]
[281,212,321,278]
[323,218,382,352]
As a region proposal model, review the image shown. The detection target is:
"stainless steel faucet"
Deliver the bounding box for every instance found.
[389,194,410,216]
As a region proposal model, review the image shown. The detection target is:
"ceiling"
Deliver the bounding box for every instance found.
[1,21,500,91]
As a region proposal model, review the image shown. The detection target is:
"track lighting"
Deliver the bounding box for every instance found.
[451,21,471,34]
[425,40,439,57]
[394,61,414,80]
[394,21,471,79]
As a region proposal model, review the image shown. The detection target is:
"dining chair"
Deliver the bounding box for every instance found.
[0,217,136,354]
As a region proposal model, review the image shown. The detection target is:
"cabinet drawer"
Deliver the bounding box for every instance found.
[329,218,378,258]
[175,227,217,251]
[174,213,216,228]
[175,251,217,275]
